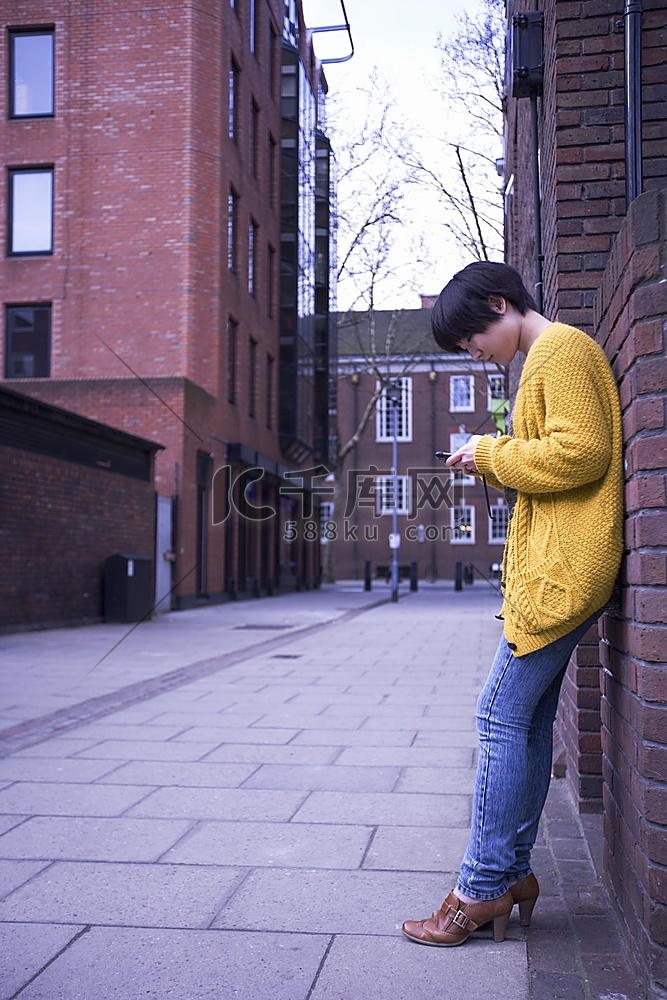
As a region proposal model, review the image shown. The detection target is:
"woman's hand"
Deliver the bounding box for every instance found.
[446,435,482,474]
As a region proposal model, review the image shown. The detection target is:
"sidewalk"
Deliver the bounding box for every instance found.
[0,584,642,999]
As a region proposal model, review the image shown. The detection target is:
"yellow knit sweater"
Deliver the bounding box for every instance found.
[474,322,624,656]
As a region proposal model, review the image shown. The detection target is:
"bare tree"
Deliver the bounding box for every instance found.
[408,0,506,262]
[328,70,425,311]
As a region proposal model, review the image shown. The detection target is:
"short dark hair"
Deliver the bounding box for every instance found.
[431,261,537,353]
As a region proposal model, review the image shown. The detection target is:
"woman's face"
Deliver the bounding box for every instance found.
[463,301,522,368]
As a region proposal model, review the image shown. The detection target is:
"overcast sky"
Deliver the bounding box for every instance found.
[303,0,492,310]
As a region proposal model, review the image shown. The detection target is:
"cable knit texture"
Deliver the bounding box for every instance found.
[474,323,624,656]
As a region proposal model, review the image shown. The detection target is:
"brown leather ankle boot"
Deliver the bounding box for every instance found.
[402,890,514,947]
[508,873,540,926]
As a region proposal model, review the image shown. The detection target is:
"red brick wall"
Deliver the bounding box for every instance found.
[0,444,156,630]
[557,623,605,810]
[594,187,667,994]
[0,0,292,602]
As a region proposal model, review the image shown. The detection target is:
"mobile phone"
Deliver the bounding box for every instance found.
[435,451,452,462]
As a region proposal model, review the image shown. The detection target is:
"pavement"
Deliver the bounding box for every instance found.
[0,582,645,1000]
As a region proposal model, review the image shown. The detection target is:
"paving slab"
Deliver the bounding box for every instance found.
[240,763,400,792]
[13,926,330,1000]
[74,740,222,761]
[164,818,372,868]
[0,861,244,928]
[127,786,307,822]
[183,726,302,746]
[12,737,108,758]
[0,816,193,862]
[362,825,472,872]
[309,934,529,1000]
[393,765,476,794]
[288,729,417,747]
[0,922,85,1000]
[69,722,190,741]
[213,867,527,939]
[0,781,154,817]
[92,760,261,787]
[292,790,470,827]
[250,712,370,730]
[0,860,50,900]
[188,743,341,766]
[0,757,121,784]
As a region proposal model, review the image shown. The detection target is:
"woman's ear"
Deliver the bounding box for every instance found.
[488,295,506,315]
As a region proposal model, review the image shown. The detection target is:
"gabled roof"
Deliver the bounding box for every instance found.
[336,309,436,358]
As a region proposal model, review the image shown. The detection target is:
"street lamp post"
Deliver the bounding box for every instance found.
[386,382,402,604]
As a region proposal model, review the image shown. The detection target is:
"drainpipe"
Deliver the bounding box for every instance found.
[530,89,543,314]
[624,0,643,207]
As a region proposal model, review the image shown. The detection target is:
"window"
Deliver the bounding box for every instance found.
[269,22,278,96]
[487,374,506,409]
[450,432,475,485]
[376,475,412,516]
[5,304,51,378]
[249,0,258,54]
[227,187,238,271]
[489,503,509,543]
[251,100,260,179]
[376,377,413,442]
[266,353,274,428]
[229,57,239,141]
[248,337,257,417]
[10,30,54,117]
[268,133,277,206]
[9,168,53,255]
[248,219,258,295]
[451,505,475,544]
[450,374,474,412]
[268,244,276,316]
[227,318,238,403]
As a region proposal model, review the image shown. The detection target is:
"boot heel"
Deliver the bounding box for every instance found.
[492,910,511,942]
[518,897,537,927]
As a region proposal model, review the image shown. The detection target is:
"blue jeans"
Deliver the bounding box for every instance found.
[456,610,602,901]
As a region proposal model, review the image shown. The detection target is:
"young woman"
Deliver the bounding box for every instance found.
[402,261,624,947]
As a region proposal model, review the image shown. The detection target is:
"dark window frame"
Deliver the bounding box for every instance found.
[229,56,240,143]
[8,165,54,256]
[228,186,239,272]
[248,337,258,418]
[251,98,260,180]
[248,218,258,296]
[9,26,55,119]
[5,302,52,379]
[227,316,238,404]
[268,242,276,317]
[266,352,274,429]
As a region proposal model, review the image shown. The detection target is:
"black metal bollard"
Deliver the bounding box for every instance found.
[364,560,372,591]
[464,563,474,586]
[454,561,463,591]
[410,561,418,591]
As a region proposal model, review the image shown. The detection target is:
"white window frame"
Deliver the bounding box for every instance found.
[376,377,413,442]
[320,501,334,544]
[450,504,475,544]
[450,374,474,412]
[9,168,53,254]
[488,502,509,544]
[375,475,412,516]
[450,432,475,485]
[487,374,506,410]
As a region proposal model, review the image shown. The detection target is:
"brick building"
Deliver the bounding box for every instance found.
[334,307,511,583]
[0,0,334,612]
[0,384,161,631]
[504,1,667,993]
